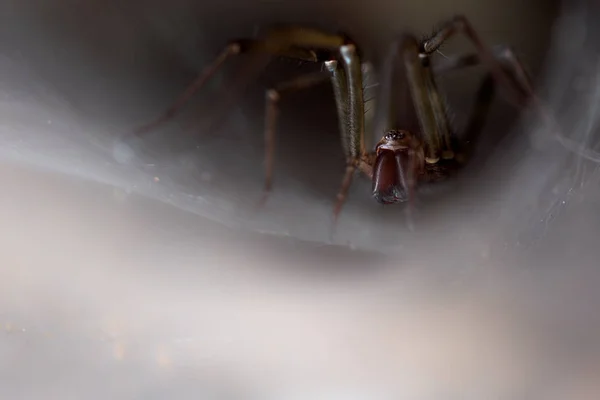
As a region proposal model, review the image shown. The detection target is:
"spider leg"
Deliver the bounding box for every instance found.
[133,43,241,137]
[325,60,350,157]
[257,39,366,226]
[482,46,565,145]
[133,27,348,137]
[433,44,576,170]
[257,70,332,208]
[327,45,371,224]
[432,45,533,94]
[253,34,365,222]
[431,46,534,160]
[432,53,480,75]
[338,44,367,158]
[333,164,357,224]
[421,15,530,107]
[429,44,559,164]
[397,34,451,163]
[133,43,317,137]
[257,35,365,215]
[330,156,374,227]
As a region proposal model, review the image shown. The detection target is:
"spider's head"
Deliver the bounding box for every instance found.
[371,129,422,205]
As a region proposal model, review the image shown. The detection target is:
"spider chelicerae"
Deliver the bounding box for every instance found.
[133,15,546,224]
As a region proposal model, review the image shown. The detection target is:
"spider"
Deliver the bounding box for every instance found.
[133,15,546,224]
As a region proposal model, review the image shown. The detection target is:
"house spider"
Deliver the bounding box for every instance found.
[133,15,543,224]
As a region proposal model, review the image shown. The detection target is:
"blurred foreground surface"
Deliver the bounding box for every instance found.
[2,0,600,399]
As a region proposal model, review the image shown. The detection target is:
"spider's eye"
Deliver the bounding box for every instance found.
[385,130,405,141]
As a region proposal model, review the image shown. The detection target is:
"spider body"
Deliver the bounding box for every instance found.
[133,15,540,225]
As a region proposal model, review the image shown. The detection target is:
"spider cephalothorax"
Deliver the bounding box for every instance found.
[372,130,425,204]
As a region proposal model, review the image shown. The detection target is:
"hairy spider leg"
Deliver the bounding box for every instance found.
[132,26,347,137]
[421,14,569,141]
[131,26,379,224]
[393,18,559,179]
[429,43,558,161]
[394,34,450,164]
[241,29,365,211]
[327,45,380,225]
[133,43,240,137]
[258,70,332,209]
[422,15,530,108]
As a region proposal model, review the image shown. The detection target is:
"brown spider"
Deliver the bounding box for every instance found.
[133,15,547,224]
